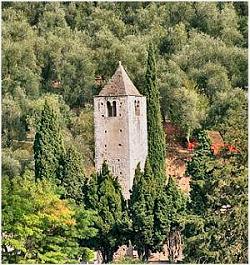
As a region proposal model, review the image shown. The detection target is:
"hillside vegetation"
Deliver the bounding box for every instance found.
[2,2,248,264]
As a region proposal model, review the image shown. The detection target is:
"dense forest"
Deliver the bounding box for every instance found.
[2,2,248,264]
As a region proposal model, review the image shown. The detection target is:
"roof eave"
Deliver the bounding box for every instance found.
[94,94,145,98]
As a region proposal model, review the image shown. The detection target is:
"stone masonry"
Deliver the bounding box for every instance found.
[94,62,148,199]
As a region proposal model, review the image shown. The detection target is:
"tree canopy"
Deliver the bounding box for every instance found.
[184,131,248,263]
[84,162,128,263]
[2,2,248,264]
[2,171,97,264]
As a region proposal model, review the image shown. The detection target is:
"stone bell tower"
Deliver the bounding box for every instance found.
[94,62,148,199]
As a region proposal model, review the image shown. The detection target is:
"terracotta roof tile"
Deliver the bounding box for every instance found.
[98,61,142,97]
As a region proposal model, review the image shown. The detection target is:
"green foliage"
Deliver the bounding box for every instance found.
[186,131,214,214]
[70,106,95,173]
[2,3,248,263]
[60,146,85,204]
[84,162,127,263]
[2,94,27,147]
[129,161,155,261]
[130,162,187,262]
[173,32,247,90]
[34,99,65,182]
[40,29,95,107]
[206,89,247,161]
[184,131,248,263]
[233,2,248,47]
[26,94,73,138]
[167,79,208,141]
[2,148,33,178]
[2,8,41,98]
[159,22,188,56]
[2,172,97,264]
[154,177,187,258]
[144,43,166,185]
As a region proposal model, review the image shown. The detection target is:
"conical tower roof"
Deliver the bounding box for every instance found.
[98,62,142,97]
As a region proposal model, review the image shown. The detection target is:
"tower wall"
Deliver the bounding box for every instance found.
[94,96,131,198]
[94,95,147,199]
[127,96,148,191]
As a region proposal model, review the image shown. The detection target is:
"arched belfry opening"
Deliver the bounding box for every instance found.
[107,101,117,117]
[112,101,117,117]
[107,101,112,117]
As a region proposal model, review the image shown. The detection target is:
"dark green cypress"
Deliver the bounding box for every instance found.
[129,161,155,262]
[84,162,126,263]
[144,43,166,185]
[60,146,85,204]
[154,177,187,261]
[184,131,248,263]
[186,131,214,215]
[34,100,65,182]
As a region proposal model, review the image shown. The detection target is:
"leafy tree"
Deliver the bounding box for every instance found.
[233,2,248,47]
[2,94,26,147]
[84,162,127,263]
[2,3,248,263]
[190,62,231,100]
[188,3,220,36]
[184,131,248,263]
[2,171,97,264]
[172,31,247,89]
[2,148,33,179]
[206,88,247,162]
[60,146,85,204]
[71,106,95,173]
[159,22,188,56]
[37,2,67,33]
[219,3,243,46]
[169,79,208,142]
[113,256,142,264]
[2,149,21,179]
[2,7,41,98]
[34,99,65,182]
[40,29,95,107]
[129,161,155,262]
[26,94,73,139]
[158,59,184,121]
[144,43,166,184]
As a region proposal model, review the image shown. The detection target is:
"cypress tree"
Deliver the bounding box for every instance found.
[129,161,155,262]
[154,177,187,262]
[60,146,85,204]
[186,131,214,215]
[184,131,247,263]
[34,99,65,181]
[144,43,166,185]
[84,162,126,263]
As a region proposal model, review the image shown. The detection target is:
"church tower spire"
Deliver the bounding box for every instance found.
[98,61,141,97]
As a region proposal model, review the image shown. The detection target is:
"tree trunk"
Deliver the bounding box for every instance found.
[143,245,151,262]
[101,248,114,264]
[167,229,182,263]
[107,250,113,263]
[101,250,107,264]
[137,248,143,260]
[187,128,191,143]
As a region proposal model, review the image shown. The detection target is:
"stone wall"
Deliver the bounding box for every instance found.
[127,96,148,191]
[94,95,148,199]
